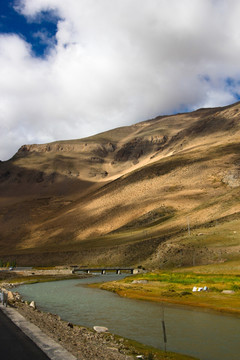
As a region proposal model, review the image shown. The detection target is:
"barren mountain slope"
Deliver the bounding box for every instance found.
[0,102,240,266]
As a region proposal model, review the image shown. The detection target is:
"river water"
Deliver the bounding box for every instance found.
[17,274,240,360]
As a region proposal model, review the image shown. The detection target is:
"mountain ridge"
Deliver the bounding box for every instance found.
[0,102,240,267]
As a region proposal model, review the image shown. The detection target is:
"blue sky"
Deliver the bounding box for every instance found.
[0,1,59,57]
[1,0,240,161]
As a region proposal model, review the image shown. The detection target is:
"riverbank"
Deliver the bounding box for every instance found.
[97,269,240,316]
[13,300,135,360]
[0,272,197,360]
[14,301,199,360]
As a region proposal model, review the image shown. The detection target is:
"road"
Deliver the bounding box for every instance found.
[0,308,50,360]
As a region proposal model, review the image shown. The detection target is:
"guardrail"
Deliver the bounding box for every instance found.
[0,291,8,306]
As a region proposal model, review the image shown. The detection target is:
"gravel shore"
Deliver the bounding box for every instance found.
[4,288,135,360]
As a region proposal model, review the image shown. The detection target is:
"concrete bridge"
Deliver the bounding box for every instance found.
[72,267,135,275]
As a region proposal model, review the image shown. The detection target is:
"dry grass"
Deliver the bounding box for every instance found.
[0,102,240,267]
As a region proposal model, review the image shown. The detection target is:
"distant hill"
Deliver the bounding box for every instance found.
[1,102,240,267]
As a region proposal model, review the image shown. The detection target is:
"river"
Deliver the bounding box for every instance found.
[17,274,240,360]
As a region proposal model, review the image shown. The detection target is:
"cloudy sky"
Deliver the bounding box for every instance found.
[1,0,240,160]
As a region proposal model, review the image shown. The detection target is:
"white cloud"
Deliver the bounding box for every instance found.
[1,0,240,160]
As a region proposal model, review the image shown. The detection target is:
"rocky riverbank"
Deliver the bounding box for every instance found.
[2,287,135,360]
[17,302,134,360]
[0,274,197,360]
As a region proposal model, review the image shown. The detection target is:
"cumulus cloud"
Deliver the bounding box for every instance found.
[1,0,240,160]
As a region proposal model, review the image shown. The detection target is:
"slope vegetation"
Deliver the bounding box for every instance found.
[0,102,240,266]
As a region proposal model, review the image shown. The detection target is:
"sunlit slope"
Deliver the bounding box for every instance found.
[0,102,240,266]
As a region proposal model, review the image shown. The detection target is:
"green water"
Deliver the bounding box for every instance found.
[17,274,240,360]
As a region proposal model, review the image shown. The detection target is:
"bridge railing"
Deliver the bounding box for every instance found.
[74,267,134,275]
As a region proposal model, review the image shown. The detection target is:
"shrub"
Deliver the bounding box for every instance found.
[231,284,240,291]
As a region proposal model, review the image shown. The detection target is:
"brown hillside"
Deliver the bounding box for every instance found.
[0,102,240,266]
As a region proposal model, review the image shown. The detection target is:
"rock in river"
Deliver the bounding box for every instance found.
[93,326,109,333]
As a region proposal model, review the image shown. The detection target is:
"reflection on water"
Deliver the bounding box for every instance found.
[17,274,240,360]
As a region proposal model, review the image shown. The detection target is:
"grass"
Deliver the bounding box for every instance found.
[177,260,240,274]
[0,273,82,285]
[186,219,240,247]
[112,335,198,360]
[97,263,240,315]
[124,272,240,286]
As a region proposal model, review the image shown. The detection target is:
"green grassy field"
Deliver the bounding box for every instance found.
[98,260,240,315]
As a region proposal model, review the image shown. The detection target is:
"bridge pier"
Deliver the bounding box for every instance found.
[101,269,106,275]
[116,269,121,275]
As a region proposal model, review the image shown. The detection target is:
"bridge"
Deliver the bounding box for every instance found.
[72,267,135,275]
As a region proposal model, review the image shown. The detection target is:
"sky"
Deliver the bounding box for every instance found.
[1,0,240,161]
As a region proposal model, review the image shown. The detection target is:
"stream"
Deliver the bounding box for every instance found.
[17,274,240,360]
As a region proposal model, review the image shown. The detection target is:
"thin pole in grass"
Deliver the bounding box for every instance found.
[161,304,167,352]
[187,216,191,236]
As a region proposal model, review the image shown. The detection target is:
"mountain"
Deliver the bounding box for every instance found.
[1,102,240,267]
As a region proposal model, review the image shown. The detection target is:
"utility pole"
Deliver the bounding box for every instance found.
[187,217,191,236]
